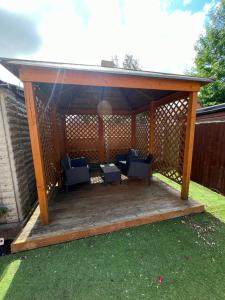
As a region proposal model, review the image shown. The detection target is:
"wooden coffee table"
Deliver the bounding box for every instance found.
[100,163,121,185]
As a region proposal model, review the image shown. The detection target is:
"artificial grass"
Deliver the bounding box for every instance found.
[1,179,225,300]
[155,174,225,221]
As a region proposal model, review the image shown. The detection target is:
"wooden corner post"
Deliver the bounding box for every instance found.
[23,82,49,224]
[131,112,136,148]
[181,92,197,200]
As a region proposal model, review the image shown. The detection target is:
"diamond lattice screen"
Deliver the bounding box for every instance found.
[56,113,66,159]
[65,114,99,162]
[136,112,150,158]
[103,115,132,162]
[36,93,58,196]
[153,97,189,184]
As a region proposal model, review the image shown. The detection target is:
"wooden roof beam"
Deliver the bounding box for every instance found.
[57,108,132,115]
[19,67,202,92]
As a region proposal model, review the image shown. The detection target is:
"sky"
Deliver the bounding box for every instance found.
[0,0,219,86]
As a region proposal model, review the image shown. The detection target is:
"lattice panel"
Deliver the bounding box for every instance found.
[103,115,132,162]
[136,112,150,158]
[36,95,58,195]
[153,97,189,184]
[65,114,99,162]
[56,113,66,159]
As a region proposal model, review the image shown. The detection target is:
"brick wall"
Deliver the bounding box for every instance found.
[0,88,37,224]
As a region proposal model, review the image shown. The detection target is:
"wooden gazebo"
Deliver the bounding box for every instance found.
[1,58,212,252]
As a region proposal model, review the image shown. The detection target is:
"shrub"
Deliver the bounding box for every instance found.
[0,207,8,217]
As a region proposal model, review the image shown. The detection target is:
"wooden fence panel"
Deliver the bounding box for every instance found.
[36,90,58,197]
[191,121,225,194]
[103,115,132,162]
[135,112,149,158]
[65,114,99,162]
[153,97,189,184]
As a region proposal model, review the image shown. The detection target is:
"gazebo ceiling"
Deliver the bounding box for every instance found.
[38,83,175,112]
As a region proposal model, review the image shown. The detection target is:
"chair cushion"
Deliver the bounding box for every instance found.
[71,157,88,167]
[145,154,154,164]
[61,157,71,170]
[128,149,139,157]
[115,153,127,162]
[127,149,138,167]
[118,160,126,166]
[68,157,72,168]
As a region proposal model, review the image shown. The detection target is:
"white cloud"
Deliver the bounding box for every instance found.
[183,0,192,6]
[0,66,22,86]
[0,0,214,85]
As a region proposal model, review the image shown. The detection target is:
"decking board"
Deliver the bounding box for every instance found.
[11,178,204,253]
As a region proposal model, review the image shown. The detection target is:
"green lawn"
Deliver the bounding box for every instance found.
[1,178,225,300]
[156,174,225,222]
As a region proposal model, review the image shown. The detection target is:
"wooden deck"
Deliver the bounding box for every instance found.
[11,177,204,253]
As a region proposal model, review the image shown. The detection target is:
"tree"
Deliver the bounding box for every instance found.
[123,54,141,70]
[111,55,119,67]
[111,53,141,70]
[194,0,225,106]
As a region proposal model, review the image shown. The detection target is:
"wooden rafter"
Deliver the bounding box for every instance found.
[134,89,154,102]
[135,91,189,113]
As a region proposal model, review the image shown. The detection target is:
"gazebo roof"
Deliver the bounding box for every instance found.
[0,57,213,112]
[0,57,213,84]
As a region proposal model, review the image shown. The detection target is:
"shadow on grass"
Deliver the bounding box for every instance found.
[1,212,225,300]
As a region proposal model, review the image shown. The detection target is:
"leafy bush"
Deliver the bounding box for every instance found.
[0,207,8,217]
[194,1,225,106]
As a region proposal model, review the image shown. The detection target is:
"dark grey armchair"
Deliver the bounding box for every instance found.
[115,149,139,175]
[127,154,154,184]
[61,156,90,190]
